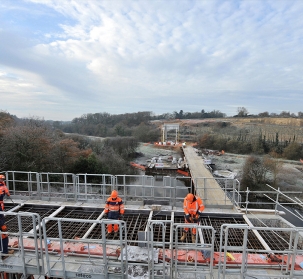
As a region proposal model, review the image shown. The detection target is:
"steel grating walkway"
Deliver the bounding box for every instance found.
[2,203,298,253]
[5,204,59,233]
[45,207,103,238]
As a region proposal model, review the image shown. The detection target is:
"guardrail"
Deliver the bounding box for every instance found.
[3,171,237,208]
[2,212,302,278]
[1,211,44,277]
[3,171,303,218]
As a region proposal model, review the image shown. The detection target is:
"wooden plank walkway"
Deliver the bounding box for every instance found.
[183,146,234,209]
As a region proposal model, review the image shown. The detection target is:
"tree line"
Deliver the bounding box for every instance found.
[0,112,139,175]
[51,108,303,140]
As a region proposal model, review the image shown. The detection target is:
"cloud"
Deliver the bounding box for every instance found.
[0,0,303,120]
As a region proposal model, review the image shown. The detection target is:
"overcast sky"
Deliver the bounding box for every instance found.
[1,0,302,121]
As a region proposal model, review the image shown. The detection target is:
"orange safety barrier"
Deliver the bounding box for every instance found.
[130,162,146,171]
[8,238,303,271]
[8,238,120,258]
[176,170,190,176]
[160,249,302,269]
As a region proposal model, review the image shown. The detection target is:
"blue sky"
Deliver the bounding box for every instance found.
[1,0,303,121]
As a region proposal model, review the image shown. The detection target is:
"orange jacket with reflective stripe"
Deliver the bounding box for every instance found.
[0,224,7,239]
[0,182,10,201]
[183,196,205,216]
[104,196,125,214]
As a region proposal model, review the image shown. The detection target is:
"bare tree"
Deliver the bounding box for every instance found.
[52,138,92,172]
[237,107,249,117]
[263,156,283,188]
[241,155,270,190]
[0,119,54,171]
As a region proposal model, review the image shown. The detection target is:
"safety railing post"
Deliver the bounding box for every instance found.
[204,178,207,201]
[275,187,280,214]
[232,179,236,206]
[36,172,41,199]
[72,174,76,201]
[290,230,299,278]
[245,187,249,214]
[240,226,249,278]
[173,177,176,208]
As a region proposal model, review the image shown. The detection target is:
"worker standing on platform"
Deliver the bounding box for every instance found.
[103,190,125,237]
[180,193,205,243]
[0,208,13,260]
[0,175,10,211]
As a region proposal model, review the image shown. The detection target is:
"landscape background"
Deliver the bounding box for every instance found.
[1,109,303,198]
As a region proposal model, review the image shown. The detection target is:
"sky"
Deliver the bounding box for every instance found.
[1,0,303,121]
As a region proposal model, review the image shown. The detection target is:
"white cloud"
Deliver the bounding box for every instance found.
[0,0,303,120]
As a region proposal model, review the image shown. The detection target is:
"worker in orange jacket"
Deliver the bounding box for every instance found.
[103,190,125,237]
[0,175,10,211]
[180,193,205,243]
[0,207,13,260]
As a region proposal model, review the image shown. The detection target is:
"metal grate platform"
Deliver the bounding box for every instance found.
[5,204,59,233]
[45,207,103,238]
[2,203,298,253]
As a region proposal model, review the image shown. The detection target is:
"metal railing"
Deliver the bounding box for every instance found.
[194,177,241,207]
[1,211,303,278]
[39,172,77,201]
[236,184,303,224]
[3,170,303,220]
[0,211,44,277]
[173,223,216,278]
[3,171,235,208]
[42,217,128,279]
[76,173,115,201]
[218,224,303,279]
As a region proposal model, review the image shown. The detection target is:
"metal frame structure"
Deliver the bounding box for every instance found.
[1,171,303,278]
[0,211,44,277]
[161,123,180,144]
[5,171,237,208]
[218,224,303,279]
[1,212,303,278]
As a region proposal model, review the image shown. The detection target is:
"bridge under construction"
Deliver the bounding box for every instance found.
[0,146,303,278]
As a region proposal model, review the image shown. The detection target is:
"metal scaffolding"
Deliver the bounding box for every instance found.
[1,171,303,278]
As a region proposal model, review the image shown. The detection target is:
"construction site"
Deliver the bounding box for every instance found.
[1,141,303,278]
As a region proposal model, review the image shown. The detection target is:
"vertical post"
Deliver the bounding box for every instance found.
[275,187,280,214]
[74,174,78,201]
[37,172,41,199]
[17,214,27,277]
[245,187,249,214]
[232,179,236,207]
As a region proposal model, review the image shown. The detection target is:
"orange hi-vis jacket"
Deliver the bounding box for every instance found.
[183,196,205,217]
[104,196,125,219]
[0,182,10,201]
[0,224,7,240]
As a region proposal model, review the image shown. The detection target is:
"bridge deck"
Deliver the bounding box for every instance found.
[183,146,234,209]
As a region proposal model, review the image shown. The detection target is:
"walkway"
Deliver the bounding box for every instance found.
[183,146,234,209]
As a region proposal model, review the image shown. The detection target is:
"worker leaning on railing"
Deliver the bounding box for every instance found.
[0,175,10,211]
